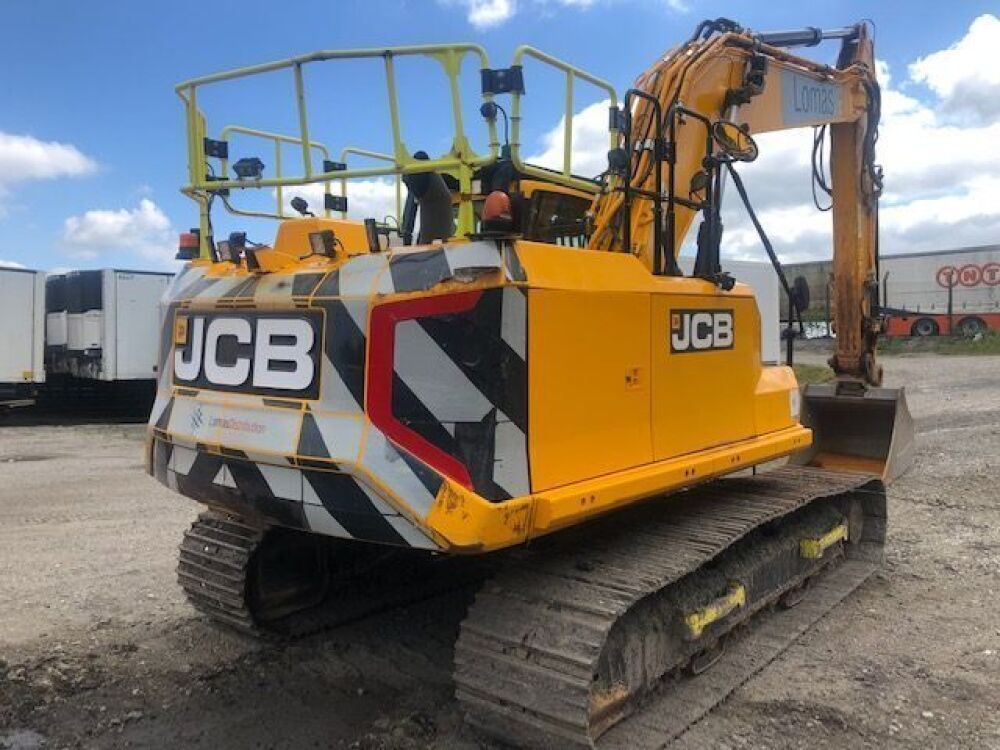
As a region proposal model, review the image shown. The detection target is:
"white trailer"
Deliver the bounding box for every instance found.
[0,267,46,406]
[679,256,781,364]
[49,269,172,381]
[786,244,1000,337]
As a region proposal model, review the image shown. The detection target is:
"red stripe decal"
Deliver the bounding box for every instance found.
[367,291,482,490]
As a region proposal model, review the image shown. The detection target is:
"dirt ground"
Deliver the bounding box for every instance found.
[1,353,998,749]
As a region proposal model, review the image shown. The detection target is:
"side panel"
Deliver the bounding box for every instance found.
[651,293,759,460]
[0,269,42,383]
[529,289,652,492]
[102,270,116,381]
[31,272,45,383]
[113,272,172,380]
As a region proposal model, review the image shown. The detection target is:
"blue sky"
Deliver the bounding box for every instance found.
[2,0,999,271]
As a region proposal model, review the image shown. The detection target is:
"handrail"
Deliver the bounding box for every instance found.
[337,148,402,224]
[218,125,333,221]
[176,43,500,256]
[509,45,619,194]
[177,42,621,259]
[176,43,498,192]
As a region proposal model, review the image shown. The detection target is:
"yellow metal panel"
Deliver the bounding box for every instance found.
[530,424,811,539]
[272,217,369,257]
[529,288,652,492]
[754,365,800,436]
[514,241,660,293]
[421,425,813,554]
[651,291,759,460]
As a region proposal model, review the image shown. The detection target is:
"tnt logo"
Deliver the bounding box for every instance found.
[670,310,735,353]
[936,262,1000,288]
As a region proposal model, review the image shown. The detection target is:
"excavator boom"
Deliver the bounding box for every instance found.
[589,19,913,481]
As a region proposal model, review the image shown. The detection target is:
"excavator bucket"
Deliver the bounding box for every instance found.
[791,382,915,484]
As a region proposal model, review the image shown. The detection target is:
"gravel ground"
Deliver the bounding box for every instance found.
[1,353,998,749]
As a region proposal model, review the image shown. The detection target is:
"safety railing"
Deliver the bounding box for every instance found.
[176,44,500,256]
[337,147,402,226]
[176,43,621,258]
[508,46,619,195]
[218,125,333,221]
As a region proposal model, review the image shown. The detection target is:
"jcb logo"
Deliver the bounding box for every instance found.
[173,312,322,398]
[670,310,734,353]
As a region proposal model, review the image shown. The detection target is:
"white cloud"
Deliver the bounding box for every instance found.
[470,0,515,28]
[444,0,516,28]
[527,99,613,178]
[278,178,401,224]
[0,132,97,187]
[62,199,176,266]
[0,132,97,216]
[908,14,1000,124]
[0,259,27,269]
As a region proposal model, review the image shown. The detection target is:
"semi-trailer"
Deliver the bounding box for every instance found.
[0,267,45,408]
[1,267,174,416]
[786,244,1000,337]
[47,269,172,380]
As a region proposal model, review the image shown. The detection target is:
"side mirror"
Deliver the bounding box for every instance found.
[712,120,758,163]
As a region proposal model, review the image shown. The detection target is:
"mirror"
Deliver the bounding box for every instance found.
[689,169,709,196]
[712,120,758,163]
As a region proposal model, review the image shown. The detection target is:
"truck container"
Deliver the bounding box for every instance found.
[0,267,46,406]
[785,244,1000,337]
[48,269,172,380]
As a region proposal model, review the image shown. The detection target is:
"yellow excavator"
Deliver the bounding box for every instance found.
[149,18,913,747]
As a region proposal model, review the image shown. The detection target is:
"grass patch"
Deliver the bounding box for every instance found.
[793,363,835,384]
[938,331,1000,354]
[879,331,1000,356]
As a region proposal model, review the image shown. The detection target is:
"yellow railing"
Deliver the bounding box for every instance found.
[508,46,619,194]
[177,44,500,257]
[218,125,333,221]
[337,147,402,226]
[177,43,619,259]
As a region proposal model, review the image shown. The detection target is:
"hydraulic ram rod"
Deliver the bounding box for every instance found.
[756,25,858,48]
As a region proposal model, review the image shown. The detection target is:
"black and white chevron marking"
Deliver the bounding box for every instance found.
[151,436,439,549]
[388,287,529,501]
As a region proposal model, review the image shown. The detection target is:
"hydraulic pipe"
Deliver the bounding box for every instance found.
[756,25,857,48]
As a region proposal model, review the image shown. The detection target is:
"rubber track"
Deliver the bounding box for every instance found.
[177,512,490,640]
[454,466,885,748]
[177,512,264,636]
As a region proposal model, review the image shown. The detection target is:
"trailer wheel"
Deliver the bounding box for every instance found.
[957,316,986,338]
[910,318,939,337]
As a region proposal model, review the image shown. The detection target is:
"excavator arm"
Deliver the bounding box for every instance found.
[589,19,913,480]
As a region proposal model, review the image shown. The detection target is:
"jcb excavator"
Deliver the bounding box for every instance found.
[149,18,914,747]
